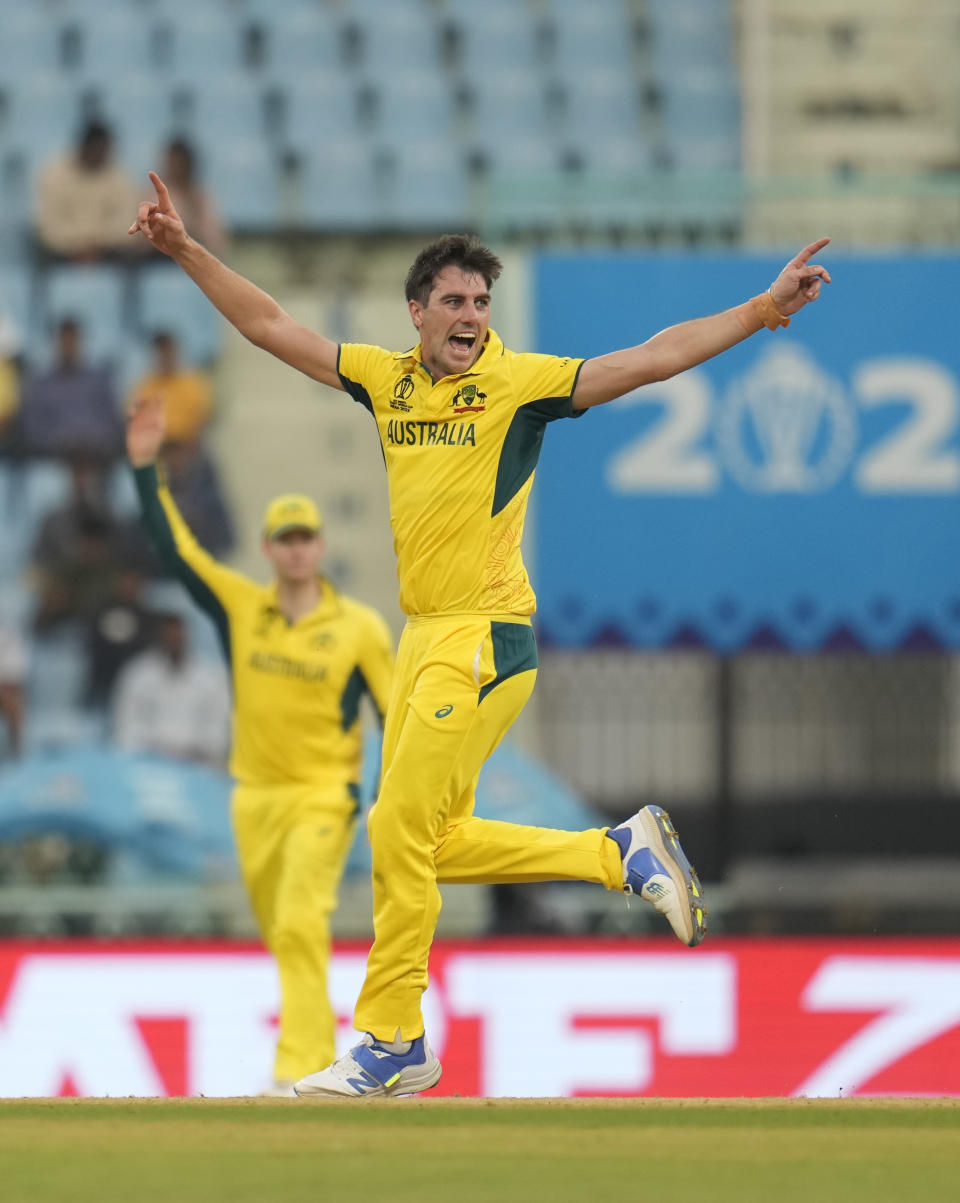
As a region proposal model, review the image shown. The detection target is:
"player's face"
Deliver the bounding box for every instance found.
[263,530,324,584]
[409,266,491,380]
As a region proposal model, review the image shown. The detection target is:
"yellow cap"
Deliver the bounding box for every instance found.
[262,494,323,539]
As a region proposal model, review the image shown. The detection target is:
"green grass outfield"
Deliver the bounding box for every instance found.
[1,1098,957,1203]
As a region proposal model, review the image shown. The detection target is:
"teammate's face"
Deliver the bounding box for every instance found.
[409,266,491,380]
[263,529,324,584]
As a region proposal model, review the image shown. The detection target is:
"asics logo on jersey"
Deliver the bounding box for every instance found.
[435,705,454,718]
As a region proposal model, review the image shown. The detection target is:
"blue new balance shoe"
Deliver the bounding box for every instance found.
[294,1033,442,1099]
[607,804,707,947]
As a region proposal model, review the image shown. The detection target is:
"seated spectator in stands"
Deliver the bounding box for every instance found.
[19,318,124,464]
[34,119,142,263]
[161,438,235,558]
[111,612,230,768]
[0,625,27,760]
[160,137,225,255]
[0,301,22,449]
[30,453,148,633]
[85,566,155,709]
[127,331,214,450]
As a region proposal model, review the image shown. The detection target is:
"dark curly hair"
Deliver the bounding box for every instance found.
[404,235,503,305]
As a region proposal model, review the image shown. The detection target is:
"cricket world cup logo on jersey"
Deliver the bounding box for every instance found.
[716,344,857,492]
[391,375,415,412]
[452,384,487,415]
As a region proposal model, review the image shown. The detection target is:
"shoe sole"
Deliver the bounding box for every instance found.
[638,805,707,947]
[296,1061,443,1099]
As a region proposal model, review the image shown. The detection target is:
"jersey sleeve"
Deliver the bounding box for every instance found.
[336,342,396,417]
[511,352,587,421]
[133,463,251,651]
[357,608,395,725]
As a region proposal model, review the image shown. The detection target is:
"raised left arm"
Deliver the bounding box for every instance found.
[572,238,831,410]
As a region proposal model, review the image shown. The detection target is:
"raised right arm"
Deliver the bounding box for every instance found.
[129,172,344,391]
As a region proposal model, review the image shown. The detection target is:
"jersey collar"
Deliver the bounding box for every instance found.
[265,576,341,625]
[393,329,505,380]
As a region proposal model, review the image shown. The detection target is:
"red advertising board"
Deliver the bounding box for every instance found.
[1,938,958,1098]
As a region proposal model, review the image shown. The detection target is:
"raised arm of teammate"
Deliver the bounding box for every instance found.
[572,238,831,410]
[128,172,344,391]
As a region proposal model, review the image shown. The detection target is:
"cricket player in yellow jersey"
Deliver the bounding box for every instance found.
[125,394,394,1095]
[130,172,831,1097]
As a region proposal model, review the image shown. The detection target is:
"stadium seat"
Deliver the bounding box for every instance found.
[545,0,632,75]
[246,2,342,78]
[282,75,362,152]
[39,265,127,368]
[187,77,270,149]
[204,138,280,231]
[1,264,32,352]
[466,72,555,160]
[348,1,442,73]
[446,0,543,74]
[157,9,244,84]
[99,75,177,183]
[379,143,469,230]
[366,74,456,146]
[297,141,385,230]
[0,8,60,79]
[6,75,81,182]
[137,264,224,364]
[560,71,640,143]
[72,8,154,82]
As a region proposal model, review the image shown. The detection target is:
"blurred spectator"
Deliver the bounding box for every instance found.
[0,625,27,759]
[161,439,235,557]
[128,331,214,449]
[86,566,155,708]
[0,302,22,449]
[34,119,141,263]
[111,612,231,768]
[30,453,148,633]
[160,137,225,255]
[19,318,124,463]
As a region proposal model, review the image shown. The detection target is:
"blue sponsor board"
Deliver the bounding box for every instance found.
[532,254,960,650]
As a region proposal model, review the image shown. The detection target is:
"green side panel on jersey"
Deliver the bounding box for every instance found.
[490,375,586,518]
[478,621,539,705]
[339,664,371,732]
[133,465,232,666]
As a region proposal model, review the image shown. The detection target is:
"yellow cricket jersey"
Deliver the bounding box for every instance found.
[133,465,394,790]
[337,329,584,618]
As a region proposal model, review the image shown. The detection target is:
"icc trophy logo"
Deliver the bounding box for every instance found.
[716,345,857,492]
[391,375,415,412]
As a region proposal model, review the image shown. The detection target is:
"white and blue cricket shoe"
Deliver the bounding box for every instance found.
[294,1033,442,1099]
[607,804,707,947]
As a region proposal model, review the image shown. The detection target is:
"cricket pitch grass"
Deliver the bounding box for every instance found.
[1,1097,957,1203]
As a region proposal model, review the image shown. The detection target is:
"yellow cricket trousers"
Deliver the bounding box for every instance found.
[232,781,356,1082]
[354,615,624,1042]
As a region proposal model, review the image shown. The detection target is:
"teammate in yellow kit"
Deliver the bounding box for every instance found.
[129,173,830,1097]
[125,394,393,1095]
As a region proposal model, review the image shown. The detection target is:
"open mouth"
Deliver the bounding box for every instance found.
[449,332,476,353]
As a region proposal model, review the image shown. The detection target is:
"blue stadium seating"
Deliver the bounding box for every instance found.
[447,0,543,74]
[136,265,223,364]
[367,74,456,146]
[546,0,633,75]
[204,138,279,230]
[380,143,469,230]
[0,8,60,79]
[39,265,128,368]
[297,141,385,229]
[245,2,342,77]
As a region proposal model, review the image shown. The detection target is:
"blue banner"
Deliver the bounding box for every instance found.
[532,253,960,651]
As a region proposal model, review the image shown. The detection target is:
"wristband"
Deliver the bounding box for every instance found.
[751,290,791,331]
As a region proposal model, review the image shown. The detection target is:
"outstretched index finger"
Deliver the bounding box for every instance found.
[148,171,173,211]
[793,237,831,266]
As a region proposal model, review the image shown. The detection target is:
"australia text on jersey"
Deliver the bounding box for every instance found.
[385,419,477,447]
